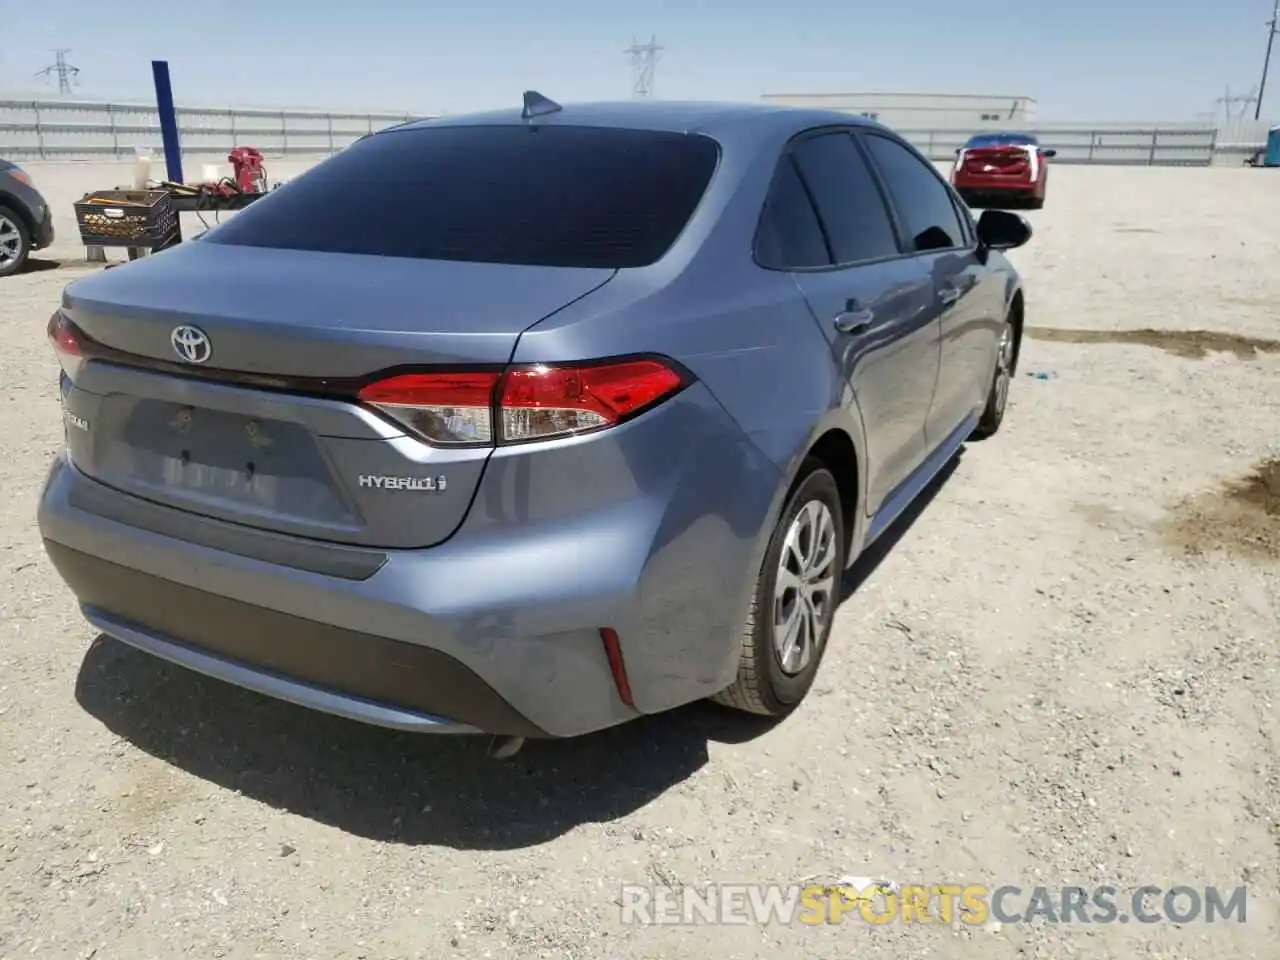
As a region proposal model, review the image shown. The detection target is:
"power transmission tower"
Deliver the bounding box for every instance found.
[1216,84,1258,120]
[35,49,81,96]
[626,36,662,99]
[1257,0,1279,119]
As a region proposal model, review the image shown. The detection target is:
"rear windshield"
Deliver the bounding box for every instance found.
[204,124,720,269]
[965,133,1038,148]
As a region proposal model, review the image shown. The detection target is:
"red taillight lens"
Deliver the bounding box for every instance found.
[356,371,501,446]
[48,312,81,354]
[48,312,86,379]
[498,359,683,443]
[356,357,686,447]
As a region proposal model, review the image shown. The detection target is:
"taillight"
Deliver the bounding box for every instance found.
[499,359,683,443]
[356,357,686,447]
[8,167,33,188]
[357,371,500,446]
[47,312,86,380]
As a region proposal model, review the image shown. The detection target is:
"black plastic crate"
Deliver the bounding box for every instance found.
[74,189,178,248]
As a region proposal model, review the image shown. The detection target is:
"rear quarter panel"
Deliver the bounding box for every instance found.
[509,117,872,697]
[512,115,869,522]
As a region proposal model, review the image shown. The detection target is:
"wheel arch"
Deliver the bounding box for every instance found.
[0,193,36,239]
[757,406,869,577]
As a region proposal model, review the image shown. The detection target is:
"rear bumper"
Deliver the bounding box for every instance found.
[37,383,781,737]
[952,173,1035,193]
[44,539,530,735]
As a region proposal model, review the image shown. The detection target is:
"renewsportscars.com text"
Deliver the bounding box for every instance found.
[619,883,1248,926]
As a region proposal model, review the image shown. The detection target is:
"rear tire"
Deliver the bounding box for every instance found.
[712,461,845,716]
[971,310,1017,440]
[0,205,30,279]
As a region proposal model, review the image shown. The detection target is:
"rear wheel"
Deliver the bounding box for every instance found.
[972,311,1017,439]
[713,462,845,716]
[0,205,30,279]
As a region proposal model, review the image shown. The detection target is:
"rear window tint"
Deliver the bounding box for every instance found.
[204,125,720,269]
[965,133,1038,148]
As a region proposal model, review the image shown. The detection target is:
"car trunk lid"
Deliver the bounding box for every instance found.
[57,242,615,549]
[962,146,1033,177]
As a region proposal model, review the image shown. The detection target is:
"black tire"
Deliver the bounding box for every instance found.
[712,461,846,716]
[0,205,30,279]
[971,310,1017,440]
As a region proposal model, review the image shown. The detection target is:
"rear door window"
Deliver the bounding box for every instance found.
[204,125,721,269]
[789,133,901,265]
[755,159,831,269]
[861,133,967,253]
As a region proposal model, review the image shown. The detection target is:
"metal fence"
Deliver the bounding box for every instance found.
[0,97,420,161]
[0,96,1241,167]
[1210,117,1275,164]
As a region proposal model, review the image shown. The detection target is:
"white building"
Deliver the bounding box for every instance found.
[759,92,1037,131]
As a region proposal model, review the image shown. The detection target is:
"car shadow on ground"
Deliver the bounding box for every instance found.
[73,450,962,851]
[18,257,62,273]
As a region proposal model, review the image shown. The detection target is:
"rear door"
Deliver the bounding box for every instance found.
[760,129,938,517]
[859,131,1004,446]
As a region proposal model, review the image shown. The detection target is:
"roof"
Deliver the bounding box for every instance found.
[391,98,879,138]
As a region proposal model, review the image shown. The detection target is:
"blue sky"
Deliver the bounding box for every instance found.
[1,0,1275,120]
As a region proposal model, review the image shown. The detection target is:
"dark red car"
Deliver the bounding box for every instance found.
[951,133,1055,210]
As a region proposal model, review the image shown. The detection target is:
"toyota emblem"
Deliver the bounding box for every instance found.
[171,325,212,364]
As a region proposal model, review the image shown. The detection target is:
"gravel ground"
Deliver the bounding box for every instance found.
[1,161,1278,960]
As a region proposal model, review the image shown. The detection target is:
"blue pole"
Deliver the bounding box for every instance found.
[151,60,184,184]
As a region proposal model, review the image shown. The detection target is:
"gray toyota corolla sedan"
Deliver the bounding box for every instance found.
[38,96,1030,741]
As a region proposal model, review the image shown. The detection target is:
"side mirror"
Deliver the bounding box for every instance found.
[977,209,1032,251]
[954,147,962,156]
[1040,148,1057,158]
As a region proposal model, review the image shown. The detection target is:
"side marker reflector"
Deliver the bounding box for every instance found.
[599,627,635,709]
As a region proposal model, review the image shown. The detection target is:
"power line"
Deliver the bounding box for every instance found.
[35,49,81,96]
[625,36,662,99]
[1256,0,1279,119]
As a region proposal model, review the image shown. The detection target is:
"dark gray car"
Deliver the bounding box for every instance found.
[0,158,56,277]
[38,100,1031,741]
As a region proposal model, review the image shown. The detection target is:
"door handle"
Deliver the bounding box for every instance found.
[833,306,875,334]
[938,286,961,306]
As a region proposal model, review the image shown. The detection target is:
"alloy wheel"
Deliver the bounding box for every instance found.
[993,319,1015,416]
[0,214,22,268]
[772,499,838,676]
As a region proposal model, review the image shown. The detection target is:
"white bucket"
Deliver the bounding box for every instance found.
[132,147,152,189]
